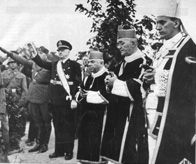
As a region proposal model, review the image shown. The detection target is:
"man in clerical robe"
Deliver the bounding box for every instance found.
[101,28,149,164]
[76,50,109,164]
[142,0,196,163]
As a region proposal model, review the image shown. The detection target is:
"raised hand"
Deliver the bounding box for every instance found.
[0,47,12,56]
[23,42,38,59]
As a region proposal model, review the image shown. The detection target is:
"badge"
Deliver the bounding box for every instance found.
[65,74,70,79]
[58,41,62,46]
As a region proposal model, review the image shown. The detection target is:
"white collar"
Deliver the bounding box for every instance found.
[163,32,183,49]
[92,66,107,78]
[124,49,144,63]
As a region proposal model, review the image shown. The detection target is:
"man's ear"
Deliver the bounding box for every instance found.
[100,60,104,65]
[131,40,136,47]
[174,19,181,28]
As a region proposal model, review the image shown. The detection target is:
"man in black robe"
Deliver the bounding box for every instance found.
[76,51,109,164]
[101,28,149,164]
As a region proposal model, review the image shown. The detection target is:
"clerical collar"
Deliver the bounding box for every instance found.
[163,32,183,49]
[92,66,107,78]
[124,49,144,63]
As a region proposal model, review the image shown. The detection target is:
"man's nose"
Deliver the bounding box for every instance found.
[117,45,121,50]
[156,24,161,31]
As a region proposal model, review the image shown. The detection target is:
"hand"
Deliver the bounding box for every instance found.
[24,42,38,59]
[71,100,77,109]
[142,69,155,84]
[107,74,117,88]
[79,88,88,98]
[104,75,111,86]
[0,47,13,57]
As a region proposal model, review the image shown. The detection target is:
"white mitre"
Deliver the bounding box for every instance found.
[153,0,196,44]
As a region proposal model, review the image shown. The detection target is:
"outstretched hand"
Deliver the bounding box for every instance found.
[0,47,12,56]
[23,42,38,59]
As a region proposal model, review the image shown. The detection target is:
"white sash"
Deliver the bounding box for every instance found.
[57,60,72,100]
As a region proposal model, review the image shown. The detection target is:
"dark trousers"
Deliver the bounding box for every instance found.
[0,114,9,154]
[28,102,52,145]
[27,119,37,141]
[52,104,75,154]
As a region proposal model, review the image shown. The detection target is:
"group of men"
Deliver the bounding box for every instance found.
[0,45,54,163]
[0,0,195,163]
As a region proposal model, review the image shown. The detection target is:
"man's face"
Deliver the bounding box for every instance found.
[82,57,89,67]
[38,51,47,61]
[156,16,177,40]
[57,48,70,60]
[87,59,101,73]
[9,62,18,70]
[117,38,133,57]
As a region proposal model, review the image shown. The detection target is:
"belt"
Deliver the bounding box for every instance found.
[33,79,50,85]
[50,79,73,85]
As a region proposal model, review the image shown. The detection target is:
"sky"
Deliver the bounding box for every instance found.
[0,0,95,59]
[0,0,156,59]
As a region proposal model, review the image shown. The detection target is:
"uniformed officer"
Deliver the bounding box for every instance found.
[29,40,81,160]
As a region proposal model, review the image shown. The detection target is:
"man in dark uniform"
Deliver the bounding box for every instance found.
[2,58,28,154]
[28,41,81,160]
[76,51,109,164]
[101,28,149,164]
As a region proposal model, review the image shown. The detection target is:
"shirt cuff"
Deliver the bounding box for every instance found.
[86,90,108,104]
[111,79,129,97]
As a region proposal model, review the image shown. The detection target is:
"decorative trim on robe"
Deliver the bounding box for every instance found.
[151,35,191,164]
[111,79,132,100]
[86,90,109,104]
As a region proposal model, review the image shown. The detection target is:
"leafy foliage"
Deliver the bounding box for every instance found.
[75,0,158,66]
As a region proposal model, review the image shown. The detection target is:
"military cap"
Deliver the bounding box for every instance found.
[39,46,49,54]
[57,40,72,51]
[7,58,17,65]
[89,51,103,60]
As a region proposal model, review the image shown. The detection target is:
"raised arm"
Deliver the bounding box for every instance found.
[0,47,34,69]
[32,54,52,71]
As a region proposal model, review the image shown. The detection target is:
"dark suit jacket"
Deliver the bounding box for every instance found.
[33,55,81,105]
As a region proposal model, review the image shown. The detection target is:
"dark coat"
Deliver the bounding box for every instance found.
[32,55,81,154]
[101,57,149,164]
[77,69,108,162]
[32,55,81,105]
[152,36,196,164]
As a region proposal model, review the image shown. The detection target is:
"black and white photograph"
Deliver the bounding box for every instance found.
[0,0,195,164]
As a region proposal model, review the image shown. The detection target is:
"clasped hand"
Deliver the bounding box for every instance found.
[104,72,117,90]
[79,87,88,98]
[142,69,156,84]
